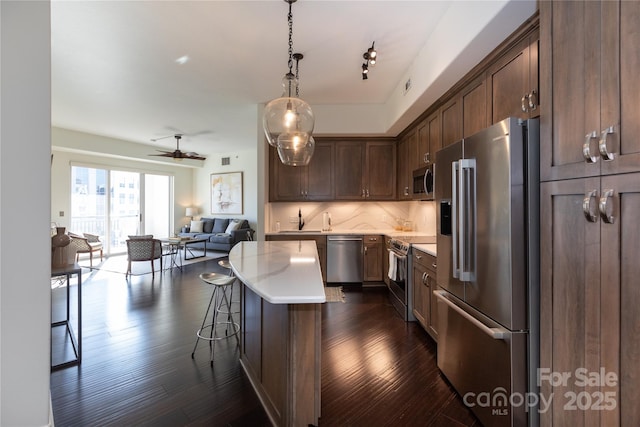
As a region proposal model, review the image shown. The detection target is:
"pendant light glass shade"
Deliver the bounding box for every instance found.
[263,74,314,148]
[263,97,314,148]
[277,135,315,166]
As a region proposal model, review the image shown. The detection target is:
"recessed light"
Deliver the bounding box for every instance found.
[175,55,190,65]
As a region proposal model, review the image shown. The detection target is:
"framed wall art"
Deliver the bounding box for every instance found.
[211,171,243,214]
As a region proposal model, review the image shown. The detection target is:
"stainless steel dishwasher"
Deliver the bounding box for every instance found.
[326,235,363,283]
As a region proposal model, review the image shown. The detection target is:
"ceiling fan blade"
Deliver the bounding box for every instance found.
[150,134,182,142]
[148,134,206,160]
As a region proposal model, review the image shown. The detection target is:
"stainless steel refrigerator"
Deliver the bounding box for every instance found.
[434,117,539,427]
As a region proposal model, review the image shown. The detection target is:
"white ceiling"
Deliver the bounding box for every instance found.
[51,0,536,157]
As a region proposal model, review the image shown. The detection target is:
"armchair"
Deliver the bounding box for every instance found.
[69,232,103,267]
[126,238,163,278]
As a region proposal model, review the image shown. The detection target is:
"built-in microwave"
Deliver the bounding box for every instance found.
[412,165,434,200]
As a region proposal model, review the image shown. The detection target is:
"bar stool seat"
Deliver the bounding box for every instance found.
[191,272,240,366]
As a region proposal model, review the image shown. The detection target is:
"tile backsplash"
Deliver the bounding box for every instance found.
[268,201,436,235]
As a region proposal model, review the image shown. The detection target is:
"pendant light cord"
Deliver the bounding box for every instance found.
[287,0,294,97]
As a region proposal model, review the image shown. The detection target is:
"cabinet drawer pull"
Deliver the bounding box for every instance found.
[432,263,437,269]
[415,254,422,260]
[521,94,529,112]
[583,131,598,163]
[599,126,615,161]
[599,189,615,224]
[582,190,599,223]
[528,90,537,110]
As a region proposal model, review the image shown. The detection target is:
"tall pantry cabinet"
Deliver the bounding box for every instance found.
[540,1,640,426]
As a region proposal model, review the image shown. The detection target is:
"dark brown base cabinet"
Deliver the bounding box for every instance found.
[411,249,437,341]
[363,235,383,282]
[241,284,321,427]
[540,1,640,425]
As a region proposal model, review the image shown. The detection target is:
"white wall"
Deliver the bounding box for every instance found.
[52,128,195,236]
[193,149,258,231]
[1,1,52,425]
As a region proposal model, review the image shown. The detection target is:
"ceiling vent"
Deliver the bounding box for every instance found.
[221,157,230,166]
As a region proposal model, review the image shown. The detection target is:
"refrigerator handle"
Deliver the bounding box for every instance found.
[433,290,507,339]
[451,161,459,279]
[458,158,475,282]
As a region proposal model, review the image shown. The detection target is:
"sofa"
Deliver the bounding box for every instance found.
[178,217,253,252]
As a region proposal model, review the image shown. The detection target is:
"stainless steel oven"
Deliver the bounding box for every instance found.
[388,235,437,321]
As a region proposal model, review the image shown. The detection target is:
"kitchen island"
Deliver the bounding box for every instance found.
[229,240,325,427]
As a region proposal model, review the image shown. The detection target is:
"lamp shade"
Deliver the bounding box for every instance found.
[185,207,195,217]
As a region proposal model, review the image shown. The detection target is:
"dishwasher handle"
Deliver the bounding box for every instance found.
[327,236,363,242]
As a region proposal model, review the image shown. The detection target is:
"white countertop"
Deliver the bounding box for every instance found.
[412,243,437,257]
[229,241,326,304]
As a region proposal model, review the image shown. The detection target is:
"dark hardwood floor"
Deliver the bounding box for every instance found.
[50,258,479,427]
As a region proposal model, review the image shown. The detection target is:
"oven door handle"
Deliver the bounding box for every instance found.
[433,290,507,340]
[387,249,407,260]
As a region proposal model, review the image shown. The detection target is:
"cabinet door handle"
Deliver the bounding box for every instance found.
[521,94,529,112]
[415,254,422,260]
[528,90,537,110]
[582,190,599,223]
[425,273,430,285]
[583,131,599,163]
[361,189,366,198]
[432,263,437,269]
[404,186,409,196]
[599,126,615,161]
[364,246,368,254]
[366,189,370,198]
[421,272,427,284]
[425,152,431,164]
[599,189,615,224]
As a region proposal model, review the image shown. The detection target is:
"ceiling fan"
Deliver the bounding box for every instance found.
[149,134,206,161]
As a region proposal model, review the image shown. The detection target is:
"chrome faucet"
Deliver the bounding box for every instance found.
[298,208,305,230]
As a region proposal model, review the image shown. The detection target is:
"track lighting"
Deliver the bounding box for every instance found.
[364,42,377,65]
[361,41,377,80]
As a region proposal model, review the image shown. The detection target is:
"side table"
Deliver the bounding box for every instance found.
[51,263,82,370]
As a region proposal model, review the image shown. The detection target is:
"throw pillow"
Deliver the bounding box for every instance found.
[212,218,230,233]
[190,220,204,233]
[225,219,242,234]
[202,220,214,234]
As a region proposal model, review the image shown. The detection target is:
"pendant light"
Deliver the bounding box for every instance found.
[276,53,315,166]
[263,0,315,166]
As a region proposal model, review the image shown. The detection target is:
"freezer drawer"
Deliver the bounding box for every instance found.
[435,290,529,427]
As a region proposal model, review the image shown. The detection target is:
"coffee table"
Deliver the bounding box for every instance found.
[183,238,207,260]
[161,237,208,263]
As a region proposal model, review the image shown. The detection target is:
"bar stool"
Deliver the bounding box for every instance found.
[191,272,240,366]
[217,259,240,332]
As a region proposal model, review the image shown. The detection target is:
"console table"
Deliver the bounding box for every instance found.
[51,263,82,370]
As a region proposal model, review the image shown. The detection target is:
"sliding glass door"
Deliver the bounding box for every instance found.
[71,165,173,256]
[109,170,141,253]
